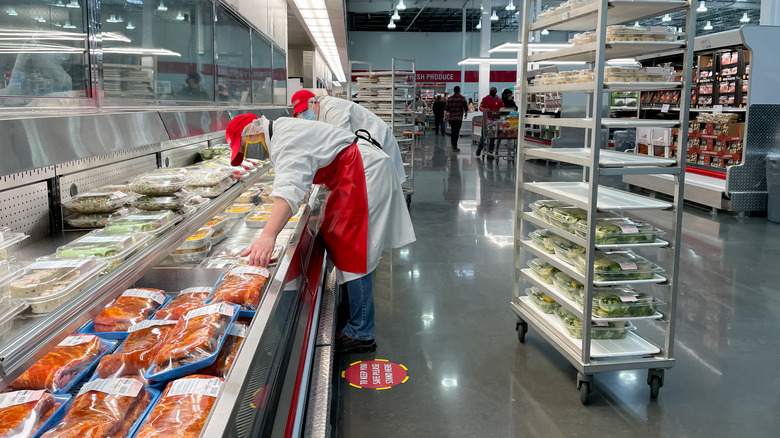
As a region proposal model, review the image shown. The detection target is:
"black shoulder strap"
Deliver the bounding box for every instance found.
[268,120,274,140]
[354,129,382,149]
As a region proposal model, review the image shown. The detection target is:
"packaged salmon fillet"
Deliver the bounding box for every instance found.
[211,266,270,311]
[91,288,168,333]
[11,335,108,392]
[134,375,223,438]
[154,287,211,321]
[201,321,248,378]
[0,390,58,437]
[95,320,177,378]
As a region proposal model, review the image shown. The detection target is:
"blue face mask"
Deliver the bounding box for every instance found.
[299,109,317,120]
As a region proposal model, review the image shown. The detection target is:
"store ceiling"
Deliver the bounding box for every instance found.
[345,0,762,34]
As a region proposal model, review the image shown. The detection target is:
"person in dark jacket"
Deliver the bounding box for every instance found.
[432,95,447,136]
[502,88,518,110]
[444,86,468,153]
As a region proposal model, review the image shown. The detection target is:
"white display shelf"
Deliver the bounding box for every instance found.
[524,117,594,128]
[353,97,407,102]
[524,117,678,129]
[514,297,662,358]
[523,182,674,210]
[529,82,683,94]
[523,147,676,168]
[611,106,639,111]
[527,82,596,93]
[592,274,667,287]
[689,107,747,113]
[528,41,685,63]
[529,0,688,32]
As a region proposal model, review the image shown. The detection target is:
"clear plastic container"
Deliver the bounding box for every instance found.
[204,215,228,232]
[573,250,664,282]
[552,271,583,300]
[185,169,231,187]
[0,261,25,297]
[186,178,233,198]
[202,161,249,180]
[245,211,271,228]
[551,237,585,266]
[0,298,27,339]
[573,287,663,318]
[546,207,588,232]
[133,191,194,211]
[178,227,214,251]
[211,227,228,244]
[237,188,263,204]
[55,232,152,271]
[186,194,210,208]
[171,243,212,263]
[529,200,568,222]
[9,258,106,314]
[63,208,132,230]
[0,228,28,259]
[573,218,664,244]
[104,210,181,235]
[100,183,134,194]
[526,287,560,314]
[63,190,135,213]
[224,203,254,220]
[556,308,632,339]
[529,229,557,254]
[527,258,559,284]
[131,171,189,195]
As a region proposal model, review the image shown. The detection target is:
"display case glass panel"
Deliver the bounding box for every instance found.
[272,46,286,105]
[252,31,273,105]
[216,6,251,104]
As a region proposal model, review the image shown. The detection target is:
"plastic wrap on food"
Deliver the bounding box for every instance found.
[148,303,237,378]
[224,203,254,219]
[63,208,132,229]
[170,244,211,264]
[96,320,177,378]
[131,171,189,196]
[0,228,28,260]
[186,194,210,208]
[203,215,228,232]
[9,258,106,314]
[202,322,248,378]
[41,376,152,438]
[55,233,151,271]
[132,191,194,211]
[177,228,213,251]
[237,188,262,204]
[201,161,249,180]
[154,288,211,321]
[185,169,231,187]
[92,288,168,333]
[210,266,270,311]
[0,390,58,438]
[63,190,135,214]
[134,375,223,438]
[11,335,107,392]
[104,210,180,235]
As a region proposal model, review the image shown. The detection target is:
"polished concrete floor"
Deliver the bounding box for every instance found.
[336,132,780,438]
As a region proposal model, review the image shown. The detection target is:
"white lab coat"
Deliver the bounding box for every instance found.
[316,96,407,185]
[268,118,416,283]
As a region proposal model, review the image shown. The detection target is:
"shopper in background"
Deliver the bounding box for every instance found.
[476,86,504,158]
[444,85,468,153]
[432,95,447,136]
[226,114,416,354]
[289,89,406,185]
[179,72,210,101]
[502,88,518,110]
[468,98,475,113]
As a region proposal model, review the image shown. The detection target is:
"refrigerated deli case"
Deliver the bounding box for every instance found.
[0,109,335,437]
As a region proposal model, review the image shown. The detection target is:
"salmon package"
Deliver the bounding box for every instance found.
[134,375,223,438]
[11,335,108,393]
[41,376,153,438]
[0,390,60,438]
[201,321,249,378]
[210,266,270,311]
[153,287,211,321]
[146,303,238,380]
[91,288,168,333]
[95,320,177,379]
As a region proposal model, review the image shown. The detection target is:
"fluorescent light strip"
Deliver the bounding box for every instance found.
[294,0,346,82]
[458,57,518,65]
[489,42,573,53]
[104,47,180,56]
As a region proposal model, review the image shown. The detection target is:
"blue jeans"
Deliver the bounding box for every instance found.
[477,136,495,154]
[342,274,375,341]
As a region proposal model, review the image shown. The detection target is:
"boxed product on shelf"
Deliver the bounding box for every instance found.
[132,190,194,211]
[0,391,71,437]
[63,190,136,214]
[202,161,249,180]
[237,187,263,204]
[552,272,583,300]
[554,308,632,340]
[9,258,107,314]
[572,217,663,244]
[64,207,133,229]
[573,250,663,282]
[204,214,228,233]
[551,237,585,265]
[95,319,177,378]
[177,227,214,251]
[131,170,190,196]
[186,177,233,198]
[526,287,560,314]
[573,288,663,318]
[605,25,680,42]
[54,231,153,271]
[171,243,212,264]
[527,258,559,284]
[245,211,270,228]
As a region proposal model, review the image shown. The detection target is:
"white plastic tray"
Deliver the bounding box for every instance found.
[524,148,676,168]
[523,181,674,210]
[593,274,667,287]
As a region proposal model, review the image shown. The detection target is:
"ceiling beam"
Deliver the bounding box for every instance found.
[405,0,432,31]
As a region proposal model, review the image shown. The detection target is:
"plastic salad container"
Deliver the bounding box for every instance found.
[63,190,135,213]
[0,298,27,340]
[186,194,210,208]
[0,228,28,259]
[555,308,632,340]
[186,169,231,187]
[132,190,194,212]
[0,261,26,297]
[546,207,588,232]
[55,232,152,271]
[204,215,228,232]
[551,237,586,265]
[202,161,249,180]
[574,287,663,318]
[178,227,214,251]
[573,250,663,282]
[527,258,559,284]
[104,210,181,235]
[552,271,584,300]
[529,200,568,222]
[131,171,189,196]
[237,188,263,204]
[9,258,107,314]
[572,218,663,244]
[186,178,233,198]
[224,203,254,220]
[529,229,558,254]
[64,208,132,230]
[526,287,560,314]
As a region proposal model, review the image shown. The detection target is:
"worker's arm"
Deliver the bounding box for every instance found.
[242,197,293,266]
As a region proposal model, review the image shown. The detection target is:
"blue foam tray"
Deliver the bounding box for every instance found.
[28,393,72,438]
[51,338,117,395]
[78,295,173,340]
[205,272,261,318]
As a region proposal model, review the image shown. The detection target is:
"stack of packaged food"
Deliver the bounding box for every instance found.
[63,188,137,229]
[131,169,197,217]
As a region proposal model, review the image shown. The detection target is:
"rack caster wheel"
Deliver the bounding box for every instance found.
[579,381,591,405]
[648,369,664,399]
[516,320,528,343]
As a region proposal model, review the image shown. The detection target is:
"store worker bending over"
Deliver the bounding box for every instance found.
[290,90,407,185]
[226,114,416,353]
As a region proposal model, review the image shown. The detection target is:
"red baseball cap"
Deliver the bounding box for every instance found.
[291,89,315,116]
[226,113,259,166]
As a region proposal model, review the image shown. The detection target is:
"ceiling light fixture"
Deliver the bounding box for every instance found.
[633,21,640,28]
[392,9,400,20]
[63,21,76,29]
[662,14,671,22]
[397,0,407,11]
[66,0,80,8]
[491,10,499,21]
[506,0,516,11]
[126,22,135,30]
[541,29,549,35]
[294,0,346,82]
[107,14,120,23]
[176,11,185,21]
[703,20,712,30]
[697,1,707,12]
[35,16,47,23]
[740,12,750,23]
[157,1,168,12]
[388,19,396,29]
[476,18,481,29]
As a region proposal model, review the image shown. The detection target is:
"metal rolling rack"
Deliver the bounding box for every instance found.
[512,0,694,403]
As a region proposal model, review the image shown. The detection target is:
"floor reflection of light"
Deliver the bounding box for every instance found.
[454,266,474,278]
[486,234,513,247]
[399,248,409,260]
[422,313,434,329]
[441,377,458,388]
[458,200,478,213]
[412,268,420,278]
[618,371,638,385]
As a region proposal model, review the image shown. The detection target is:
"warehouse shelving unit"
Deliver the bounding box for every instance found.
[512,0,694,403]
[349,58,418,206]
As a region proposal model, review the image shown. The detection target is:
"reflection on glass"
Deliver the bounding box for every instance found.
[100,0,214,102]
[216,6,250,104]
[252,32,272,104]
[0,0,88,97]
[272,46,286,105]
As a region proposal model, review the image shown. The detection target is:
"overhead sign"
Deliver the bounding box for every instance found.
[343,359,409,390]
[351,70,518,83]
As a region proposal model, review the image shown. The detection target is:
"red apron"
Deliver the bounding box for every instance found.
[312,142,369,274]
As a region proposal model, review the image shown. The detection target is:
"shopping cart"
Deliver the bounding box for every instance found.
[483,110,519,160]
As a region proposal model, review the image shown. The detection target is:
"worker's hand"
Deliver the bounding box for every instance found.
[242,235,277,267]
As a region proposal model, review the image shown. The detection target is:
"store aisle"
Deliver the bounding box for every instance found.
[335,132,780,438]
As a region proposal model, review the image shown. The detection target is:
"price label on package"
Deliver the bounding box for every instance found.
[79,378,144,397]
[180,287,213,295]
[0,390,46,408]
[58,335,96,347]
[230,266,270,278]
[167,377,223,397]
[661,104,670,113]
[122,288,167,305]
[618,225,640,234]
[128,320,177,333]
[185,303,235,320]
